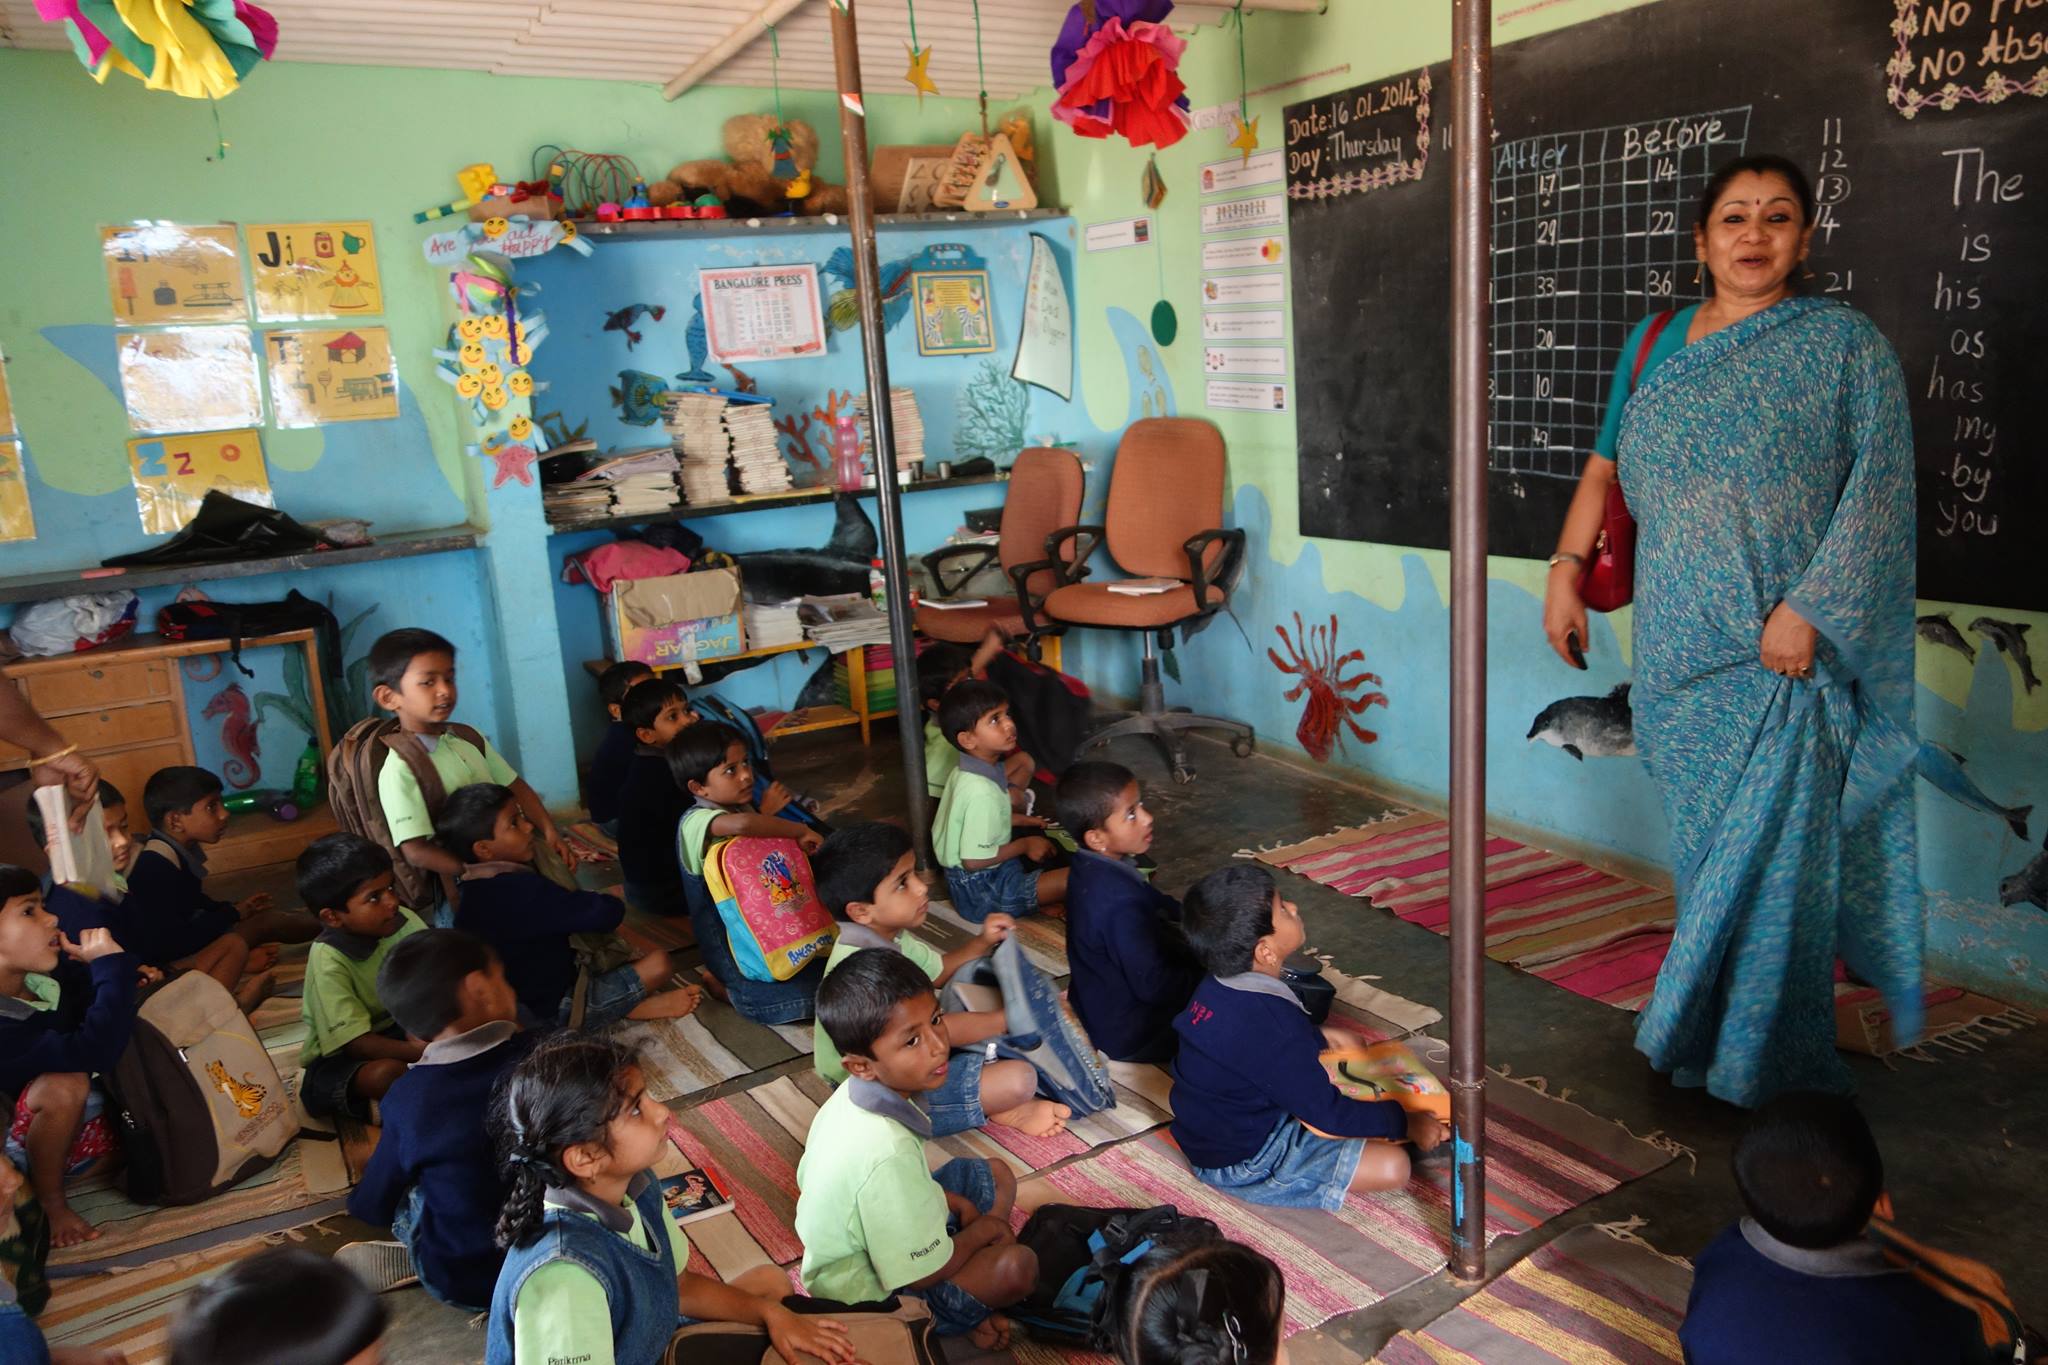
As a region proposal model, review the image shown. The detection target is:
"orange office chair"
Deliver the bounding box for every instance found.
[914,446,1084,668]
[1030,417,1254,784]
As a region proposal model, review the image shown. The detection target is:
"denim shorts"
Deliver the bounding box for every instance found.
[0,1302,50,1365]
[1190,1115,1366,1213]
[945,858,1042,924]
[906,1157,998,1336]
[298,1026,406,1121]
[557,961,647,1031]
[926,1046,989,1138]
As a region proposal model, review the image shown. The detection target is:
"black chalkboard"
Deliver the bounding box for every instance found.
[1284,0,2047,611]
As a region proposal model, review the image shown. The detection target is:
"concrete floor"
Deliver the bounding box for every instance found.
[303,722,2046,1360]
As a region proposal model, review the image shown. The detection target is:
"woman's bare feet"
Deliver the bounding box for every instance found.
[968,1312,1013,1351]
[244,944,279,974]
[46,1199,99,1248]
[233,970,276,1014]
[989,1098,1071,1138]
[628,984,704,1021]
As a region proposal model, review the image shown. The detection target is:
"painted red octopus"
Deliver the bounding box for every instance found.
[1268,611,1388,762]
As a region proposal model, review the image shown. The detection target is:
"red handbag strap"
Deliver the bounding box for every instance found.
[1631,310,1678,390]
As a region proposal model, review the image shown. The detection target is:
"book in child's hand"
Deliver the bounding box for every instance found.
[659,1165,733,1226]
[1320,1039,1451,1121]
[1105,578,1182,596]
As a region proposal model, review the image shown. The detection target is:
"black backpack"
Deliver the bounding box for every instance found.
[157,588,342,679]
[1009,1204,1222,1347]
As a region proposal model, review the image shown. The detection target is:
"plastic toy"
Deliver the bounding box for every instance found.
[415,162,497,224]
[644,116,851,219]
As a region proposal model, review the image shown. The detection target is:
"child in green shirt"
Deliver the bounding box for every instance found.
[810,822,1070,1137]
[915,633,1036,805]
[295,833,427,1121]
[932,681,1066,924]
[795,949,1038,1349]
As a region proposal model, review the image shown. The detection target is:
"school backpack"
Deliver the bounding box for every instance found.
[701,836,838,982]
[1009,1203,1222,1347]
[1869,1213,2032,1365]
[104,971,298,1206]
[157,588,342,680]
[943,936,1115,1116]
[661,1295,943,1364]
[327,717,490,910]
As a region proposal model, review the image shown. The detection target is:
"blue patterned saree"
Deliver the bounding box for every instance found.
[1619,297,1922,1108]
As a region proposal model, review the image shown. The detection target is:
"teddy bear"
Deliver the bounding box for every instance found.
[645,114,852,217]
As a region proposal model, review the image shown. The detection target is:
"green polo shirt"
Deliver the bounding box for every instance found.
[924,718,958,798]
[377,732,518,846]
[510,1191,690,1365]
[811,927,946,1085]
[299,909,428,1065]
[932,757,1010,870]
[796,1080,951,1304]
[677,803,728,877]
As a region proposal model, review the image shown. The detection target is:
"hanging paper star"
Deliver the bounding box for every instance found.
[905,44,939,98]
[1228,113,1260,164]
[485,442,540,488]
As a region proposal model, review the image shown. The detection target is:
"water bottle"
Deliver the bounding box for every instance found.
[834,416,864,492]
[870,558,888,610]
[292,738,323,808]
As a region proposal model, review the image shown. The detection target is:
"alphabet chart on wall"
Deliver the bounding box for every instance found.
[1487,107,1751,480]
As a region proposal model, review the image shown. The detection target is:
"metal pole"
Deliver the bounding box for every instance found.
[1447,0,1492,1283]
[830,0,934,862]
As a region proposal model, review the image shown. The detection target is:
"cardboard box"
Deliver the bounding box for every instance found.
[605,568,747,669]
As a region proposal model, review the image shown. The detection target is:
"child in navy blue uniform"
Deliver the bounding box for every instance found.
[1056,762,1199,1064]
[341,929,536,1311]
[1170,865,1442,1211]
[612,678,697,918]
[1681,1092,1979,1365]
[586,661,654,836]
[442,784,698,1029]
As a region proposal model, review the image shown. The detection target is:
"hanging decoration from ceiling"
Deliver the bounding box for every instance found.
[36,0,280,100]
[903,0,938,99]
[1225,0,1259,163]
[1049,0,1190,149]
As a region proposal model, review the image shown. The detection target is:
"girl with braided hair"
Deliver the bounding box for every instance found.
[1107,1238,1288,1365]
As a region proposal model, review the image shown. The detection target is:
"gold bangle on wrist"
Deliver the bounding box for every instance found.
[1546,552,1584,571]
[29,743,79,767]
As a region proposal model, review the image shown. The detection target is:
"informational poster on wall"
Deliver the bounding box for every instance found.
[1204,345,1287,376]
[116,329,262,434]
[245,221,383,322]
[101,224,247,323]
[1202,237,1285,270]
[264,326,400,426]
[1201,194,1285,235]
[1083,217,1152,251]
[912,270,996,356]
[1200,149,1284,195]
[1202,272,1285,306]
[0,441,35,543]
[126,428,271,534]
[1012,234,1073,398]
[1207,379,1290,412]
[1202,310,1285,341]
[698,265,827,364]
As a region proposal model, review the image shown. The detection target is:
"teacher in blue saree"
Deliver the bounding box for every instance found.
[1540,155,1923,1108]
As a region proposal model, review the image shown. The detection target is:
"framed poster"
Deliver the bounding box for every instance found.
[245,221,382,321]
[912,270,995,357]
[264,326,400,426]
[116,329,262,434]
[126,429,271,534]
[698,265,827,364]
[101,224,247,323]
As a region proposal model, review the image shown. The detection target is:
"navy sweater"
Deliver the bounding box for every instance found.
[452,868,626,1020]
[1169,973,1406,1169]
[1680,1221,1975,1365]
[349,1024,538,1310]
[119,837,237,967]
[1066,852,1201,1064]
[587,722,636,826]
[0,953,137,1096]
[615,751,688,905]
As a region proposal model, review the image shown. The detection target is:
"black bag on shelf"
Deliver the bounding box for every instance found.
[157,589,342,679]
[102,492,326,569]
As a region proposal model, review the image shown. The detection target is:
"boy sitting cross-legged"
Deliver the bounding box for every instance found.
[295,833,429,1122]
[587,661,655,836]
[916,634,1036,809]
[1171,865,1444,1211]
[796,949,1038,1349]
[340,929,537,1311]
[613,677,697,918]
[811,822,1070,1138]
[668,723,824,1024]
[1057,761,1201,1064]
[127,765,318,1012]
[441,783,700,1028]
[932,681,1065,924]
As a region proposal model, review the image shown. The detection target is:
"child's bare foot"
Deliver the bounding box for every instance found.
[234,970,276,1013]
[52,1347,132,1365]
[244,944,279,974]
[989,1099,1071,1138]
[696,968,729,1003]
[47,1200,99,1248]
[968,1312,1013,1351]
[628,984,704,1021]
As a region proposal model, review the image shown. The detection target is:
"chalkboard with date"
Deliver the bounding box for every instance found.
[1283,0,2047,611]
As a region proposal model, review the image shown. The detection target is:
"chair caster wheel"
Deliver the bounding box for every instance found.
[1231,735,1255,758]
[1172,765,1196,785]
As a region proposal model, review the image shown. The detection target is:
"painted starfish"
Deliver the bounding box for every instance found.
[486,441,539,488]
[1228,112,1260,164]
[905,44,938,99]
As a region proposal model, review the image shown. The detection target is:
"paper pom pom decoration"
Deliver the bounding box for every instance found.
[35,0,279,100]
[1050,0,1190,149]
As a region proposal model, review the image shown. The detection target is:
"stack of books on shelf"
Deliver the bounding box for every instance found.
[741,599,806,651]
[540,443,679,525]
[726,402,792,494]
[854,387,926,474]
[662,392,735,505]
[798,594,893,652]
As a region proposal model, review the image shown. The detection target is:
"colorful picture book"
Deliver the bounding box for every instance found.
[1321,1039,1451,1121]
[659,1164,733,1227]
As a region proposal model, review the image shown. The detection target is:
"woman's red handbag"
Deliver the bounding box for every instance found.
[1580,309,1678,613]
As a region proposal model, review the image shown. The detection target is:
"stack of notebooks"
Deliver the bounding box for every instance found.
[834,642,902,712]
[726,402,791,494]
[741,599,806,650]
[662,392,735,505]
[541,444,680,526]
[854,387,926,474]
[798,594,893,652]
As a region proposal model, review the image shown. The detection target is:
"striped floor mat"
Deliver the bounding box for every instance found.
[48,1143,349,1269]
[1373,1223,1692,1363]
[40,1233,297,1363]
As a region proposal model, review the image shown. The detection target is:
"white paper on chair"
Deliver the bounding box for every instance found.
[1106,578,1180,596]
[922,599,990,610]
[36,790,120,897]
